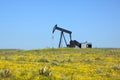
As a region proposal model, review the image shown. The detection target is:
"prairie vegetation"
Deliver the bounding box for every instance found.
[0,48,120,80]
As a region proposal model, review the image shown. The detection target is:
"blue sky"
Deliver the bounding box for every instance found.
[0,0,120,49]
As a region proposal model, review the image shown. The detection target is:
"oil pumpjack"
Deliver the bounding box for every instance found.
[52,24,92,48]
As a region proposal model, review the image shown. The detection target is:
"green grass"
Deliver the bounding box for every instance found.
[0,48,120,80]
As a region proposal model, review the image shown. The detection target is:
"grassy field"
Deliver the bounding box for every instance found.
[0,48,120,80]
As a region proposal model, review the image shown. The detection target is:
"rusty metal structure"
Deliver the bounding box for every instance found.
[52,24,92,48]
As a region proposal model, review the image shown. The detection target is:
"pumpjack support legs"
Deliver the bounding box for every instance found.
[58,31,63,48]
[58,31,68,48]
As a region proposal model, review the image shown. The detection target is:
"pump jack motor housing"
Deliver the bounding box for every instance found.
[52,24,92,48]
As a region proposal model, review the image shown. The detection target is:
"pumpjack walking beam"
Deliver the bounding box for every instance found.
[52,24,72,48]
